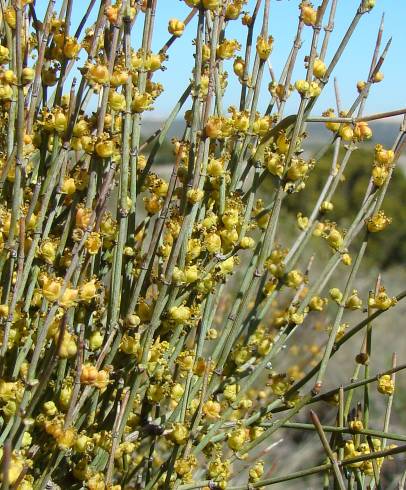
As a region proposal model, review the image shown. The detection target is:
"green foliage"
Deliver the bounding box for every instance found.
[282,146,406,268]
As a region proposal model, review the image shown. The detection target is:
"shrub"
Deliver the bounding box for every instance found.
[0,0,405,489]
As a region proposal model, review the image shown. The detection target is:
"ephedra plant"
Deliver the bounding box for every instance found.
[0,0,406,488]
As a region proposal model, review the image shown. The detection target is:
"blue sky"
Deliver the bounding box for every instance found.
[43,1,406,118]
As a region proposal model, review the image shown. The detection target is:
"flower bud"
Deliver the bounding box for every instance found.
[329,288,343,303]
[357,80,367,93]
[341,253,352,266]
[22,67,35,84]
[89,331,104,351]
[300,2,317,26]
[339,124,354,141]
[373,71,384,83]
[346,290,362,310]
[363,0,376,11]
[295,79,310,95]
[169,305,191,324]
[313,58,327,79]
[168,19,185,37]
[240,236,255,249]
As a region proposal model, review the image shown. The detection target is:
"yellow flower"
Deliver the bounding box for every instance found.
[108,90,126,111]
[42,276,62,302]
[0,304,9,318]
[61,177,76,195]
[256,35,273,60]
[0,45,10,63]
[228,426,247,451]
[377,374,394,395]
[144,195,162,214]
[265,152,284,177]
[286,270,304,289]
[176,351,195,371]
[111,68,129,87]
[63,36,81,59]
[309,296,327,312]
[216,39,241,60]
[346,290,362,310]
[73,119,90,137]
[168,423,189,445]
[205,116,223,139]
[249,462,264,482]
[39,239,57,264]
[354,121,372,140]
[341,253,352,266]
[219,256,236,274]
[375,144,394,165]
[240,236,255,249]
[4,7,16,29]
[187,188,204,204]
[372,165,389,187]
[368,287,397,310]
[224,383,239,402]
[87,63,110,85]
[208,457,231,480]
[185,0,201,6]
[184,265,199,283]
[75,206,93,230]
[325,227,343,250]
[226,0,246,19]
[131,91,153,113]
[120,334,141,356]
[276,132,290,154]
[56,427,77,450]
[205,232,222,253]
[366,211,392,233]
[3,454,24,484]
[79,279,98,302]
[287,159,309,181]
[85,232,102,255]
[363,0,376,10]
[80,364,99,385]
[202,400,221,420]
[43,400,58,416]
[59,288,79,309]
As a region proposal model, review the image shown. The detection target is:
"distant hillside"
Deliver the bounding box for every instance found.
[306,120,402,148]
[141,118,403,151]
